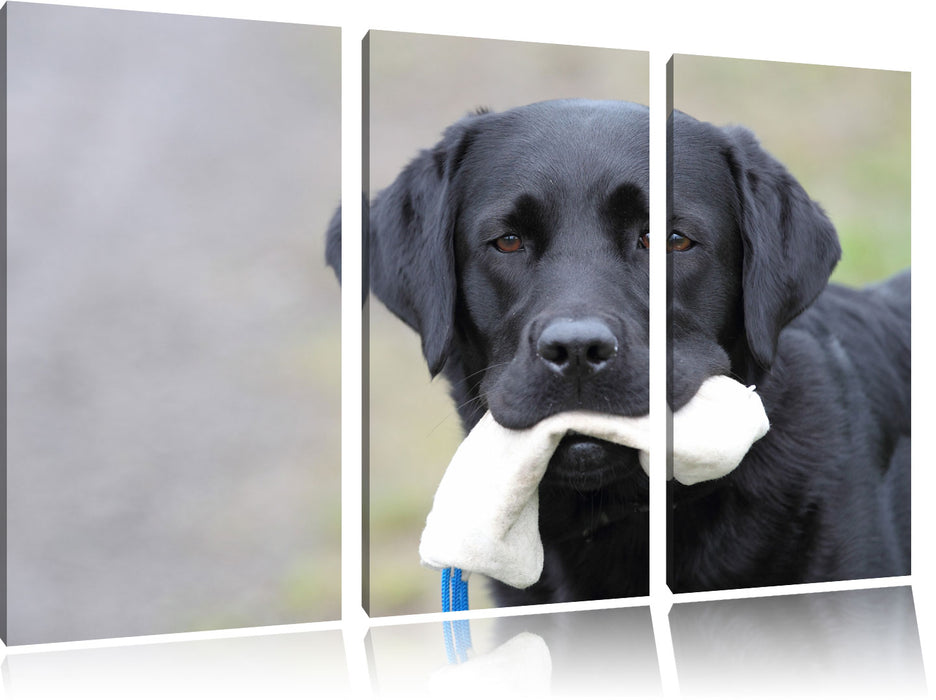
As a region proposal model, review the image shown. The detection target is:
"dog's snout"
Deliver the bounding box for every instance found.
[536,318,618,376]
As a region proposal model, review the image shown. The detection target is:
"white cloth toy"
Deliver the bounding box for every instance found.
[418,374,769,589]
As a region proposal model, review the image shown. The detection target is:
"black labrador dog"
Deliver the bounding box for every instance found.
[326,99,910,604]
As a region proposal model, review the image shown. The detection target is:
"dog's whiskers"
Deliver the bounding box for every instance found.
[446,361,512,392]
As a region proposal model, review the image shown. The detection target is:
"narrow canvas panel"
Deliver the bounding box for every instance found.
[5,3,341,644]
[666,55,911,593]
[360,31,650,616]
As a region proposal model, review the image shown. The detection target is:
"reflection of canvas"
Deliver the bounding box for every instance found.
[369,606,660,696]
[365,588,924,695]
[671,587,925,695]
[5,4,341,644]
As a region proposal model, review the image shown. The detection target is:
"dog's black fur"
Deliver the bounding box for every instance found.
[327,99,911,603]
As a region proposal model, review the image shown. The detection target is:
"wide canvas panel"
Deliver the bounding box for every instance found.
[5,3,341,644]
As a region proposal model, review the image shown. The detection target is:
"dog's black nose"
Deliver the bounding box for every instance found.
[536,318,618,376]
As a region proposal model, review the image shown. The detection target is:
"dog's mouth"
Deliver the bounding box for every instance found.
[542,433,642,492]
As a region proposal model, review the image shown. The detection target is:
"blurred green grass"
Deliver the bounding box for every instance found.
[673,55,910,285]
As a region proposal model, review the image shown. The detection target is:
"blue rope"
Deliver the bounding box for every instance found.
[441,567,473,663]
[441,567,452,613]
[453,568,469,611]
[441,567,470,612]
[451,568,469,612]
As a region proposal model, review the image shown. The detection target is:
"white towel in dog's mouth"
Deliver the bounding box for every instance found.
[418,374,770,589]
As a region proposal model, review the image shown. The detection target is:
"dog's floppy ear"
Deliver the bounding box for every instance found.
[726,126,841,369]
[325,204,342,280]
[325,196,368,306]
[369,115,484,376]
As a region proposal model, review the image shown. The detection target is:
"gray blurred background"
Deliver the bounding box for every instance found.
[6,3,340,643]
[366,32,649,616]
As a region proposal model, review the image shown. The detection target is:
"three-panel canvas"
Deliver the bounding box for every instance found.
[1,2,926,696]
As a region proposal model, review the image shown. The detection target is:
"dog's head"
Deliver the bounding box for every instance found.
[326,101,840,492]
[329,100,651,441]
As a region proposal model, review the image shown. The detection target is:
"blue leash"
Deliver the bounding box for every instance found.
[441,567,472,663]
[442,567,469,612]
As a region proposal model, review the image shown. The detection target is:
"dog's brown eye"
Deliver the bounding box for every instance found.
[638,232,650,249]
[667,232,694,252]
[494,234,524,253]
